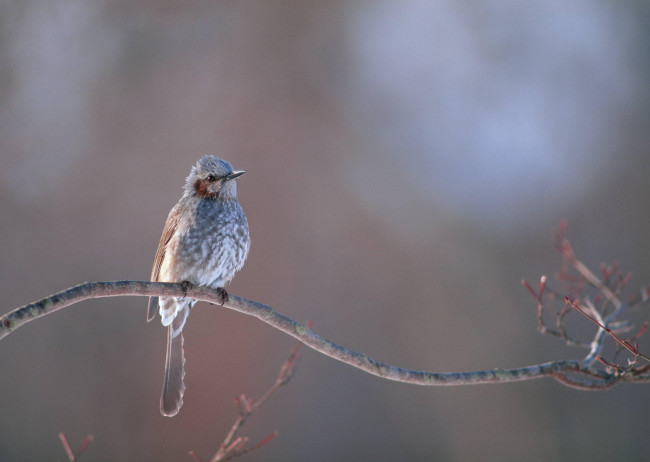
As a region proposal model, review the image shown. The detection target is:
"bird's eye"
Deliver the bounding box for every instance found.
[207,174,217,182]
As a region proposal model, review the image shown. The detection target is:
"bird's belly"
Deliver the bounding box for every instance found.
[160,234,245,289]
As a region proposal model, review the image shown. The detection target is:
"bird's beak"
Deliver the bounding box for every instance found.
[226,170,246,180]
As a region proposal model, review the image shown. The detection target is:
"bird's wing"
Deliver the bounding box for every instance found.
[148,202,182,322]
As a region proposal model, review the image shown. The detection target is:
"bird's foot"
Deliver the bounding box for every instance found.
[181,281,193,298]
[217,287,229,306]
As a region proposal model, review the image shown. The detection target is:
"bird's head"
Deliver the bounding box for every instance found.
[185,156,245,200]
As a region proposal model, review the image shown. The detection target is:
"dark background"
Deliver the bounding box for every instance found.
[1,1,649,461]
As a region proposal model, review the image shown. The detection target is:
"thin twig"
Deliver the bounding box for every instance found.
[521,277,590,348]
[58,433,75,462]
[208,341,303,462]
[525,223,650,372]
[566,297,650,362]
[58,433,94,462]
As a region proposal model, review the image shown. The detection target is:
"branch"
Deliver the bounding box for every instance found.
[58,433,94,462]
[189,341,302,462]
[2,281,649,388]
[522,221,650,375]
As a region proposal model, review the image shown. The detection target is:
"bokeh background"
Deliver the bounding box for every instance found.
[1,1,650,461]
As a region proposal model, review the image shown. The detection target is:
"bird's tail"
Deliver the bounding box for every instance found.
[159,297,191,334]
[160,327,185,416]
[160,301,191,417]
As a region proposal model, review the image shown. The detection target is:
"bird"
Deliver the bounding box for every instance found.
[148,155,250,417]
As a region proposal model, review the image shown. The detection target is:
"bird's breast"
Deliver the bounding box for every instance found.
[164,198,249,287]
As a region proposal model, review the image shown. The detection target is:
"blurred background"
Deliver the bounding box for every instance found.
[1,1,650,460]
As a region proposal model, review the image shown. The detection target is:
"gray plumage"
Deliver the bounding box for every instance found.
[148,156,250,417]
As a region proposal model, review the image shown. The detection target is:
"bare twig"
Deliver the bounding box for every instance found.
[58,433,94,462]
[195,341,303,462]
[523,222,650,375]
[188,341,301,462]
[520,277,590,348]
[566,297,650,363]
[58,433,75,462]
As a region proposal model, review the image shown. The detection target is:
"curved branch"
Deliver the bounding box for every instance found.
[2,281,649,387]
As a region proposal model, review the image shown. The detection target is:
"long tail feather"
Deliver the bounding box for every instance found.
[160,327,186,417]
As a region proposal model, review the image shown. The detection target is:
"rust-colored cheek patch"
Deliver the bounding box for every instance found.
[194,179,219,198]
[194,179,210,197]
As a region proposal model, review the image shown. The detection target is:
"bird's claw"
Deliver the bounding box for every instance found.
[217,287,229,306]
[181,281,192,298]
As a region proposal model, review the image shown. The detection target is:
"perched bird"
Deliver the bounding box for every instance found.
[148,156,250,417]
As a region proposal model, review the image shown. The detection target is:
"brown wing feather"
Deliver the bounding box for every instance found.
[148,202,182,322]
